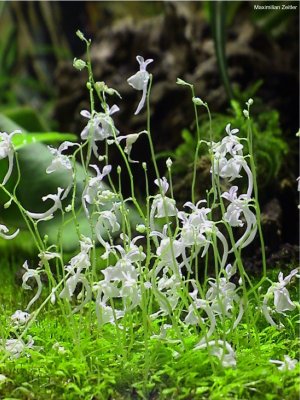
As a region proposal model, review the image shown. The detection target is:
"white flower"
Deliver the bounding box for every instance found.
[127,56,153,115]
[46,141,76,174]
[270,355,298,371]
[157,237,183,263]
[225,123,239,136]
[150,324,173,340]
[0,224,19,240]
[151,177,177,218]
[82,164,111,216]
[94,299,124,326]
[22,261,43,310]
[46,141,77,199]
[116,130,147,163]
[222,186,257,250]
[0,130,21,185]
[38,251,60,268]
[262,269,299,327]
[80,105,119,156]
[26,187,64,221]
[206,278,236,315]
[52,342,67,354]
[95,237,145,314]
[152,273,182,317]
[214,156,244,181]
[11,310,30,326]
[195,340,236,368]
[212,124,242,159]
[59,238,93,312]
[154,176,169,194]
[95,210,120,247]
[4,336,34,359]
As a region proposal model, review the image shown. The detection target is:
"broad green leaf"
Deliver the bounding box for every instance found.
[0,113,24,133]
[12,132,77,149]
[1,107,49,132]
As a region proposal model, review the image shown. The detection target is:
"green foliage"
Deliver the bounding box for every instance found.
[172,100,288,187]
[0,262,299,399]
[0,113,86,252]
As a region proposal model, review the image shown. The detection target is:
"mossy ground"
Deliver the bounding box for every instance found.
[0,259,299,400]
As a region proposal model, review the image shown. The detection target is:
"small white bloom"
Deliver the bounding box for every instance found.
[156,237,183,263]
[0,374,7,384]
[152,177,177,218]
[46,141,76,174]
[22,261,43,310]
[127,56,153,115]
[52,342,67,354]
[82,164,111,216]
[94,300,124,326]
[116,130,147,163]
[222,187,257,250]
[0,130,21,185]
[195,340,236,368]
[270,355,298,371]
[150,324,172,340]
[38,251,60,267]
[225,123,239,136]
[26,187,64,221]
[50,288,56,304]
[0,224,19,240]
[263,268,299,327]
[11,310,30,326]
[4,336,34,359]
[95,209,120,247]
[46,142,77,199]
[80,105,119,157]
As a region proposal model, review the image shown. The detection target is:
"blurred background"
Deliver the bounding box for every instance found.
[0,1,299,266]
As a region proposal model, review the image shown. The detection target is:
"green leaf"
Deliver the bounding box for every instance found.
[12,132,77,149]
[0,113,24,133]
[1,107,49,132]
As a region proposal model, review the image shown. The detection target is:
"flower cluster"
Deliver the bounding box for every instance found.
[1,52,298,372]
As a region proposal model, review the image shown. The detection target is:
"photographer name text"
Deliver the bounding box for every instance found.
[254,4,297,10]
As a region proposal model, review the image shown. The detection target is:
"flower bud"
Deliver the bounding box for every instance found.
[76,30,85,41]
[4,199,12,209]
[166,157,173,169]
[248,98,254,105]
[176,78,192,88]
[136,224,146,233]
[65,204,72,212]
[243,109,249,118]
[86,82,92,90]
[73,58,86,71]
[192,97,205,106]
[142,162,147,171]
[117,165,121,174]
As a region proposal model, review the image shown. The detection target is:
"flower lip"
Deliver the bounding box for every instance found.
[127,56,153,115]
